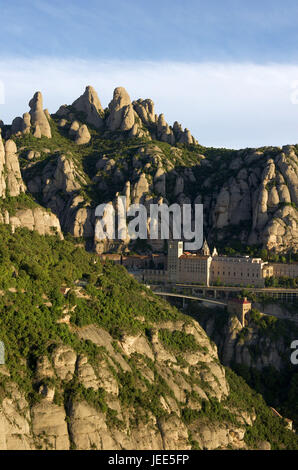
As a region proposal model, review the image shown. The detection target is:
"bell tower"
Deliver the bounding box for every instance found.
[167,240,183,282]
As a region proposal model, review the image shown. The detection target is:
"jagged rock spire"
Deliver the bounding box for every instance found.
[72,86,104,129]
[0,133,26,198]
[4,139,26,196]
[132,98,156,124]
[22,112,31,134]
[107,87,135,131]
[29,91,52,138]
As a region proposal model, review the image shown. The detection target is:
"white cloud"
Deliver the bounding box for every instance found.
[0,57,298,149]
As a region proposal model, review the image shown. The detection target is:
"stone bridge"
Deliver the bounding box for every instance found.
[154,291,226,308]
[149,283,298,304]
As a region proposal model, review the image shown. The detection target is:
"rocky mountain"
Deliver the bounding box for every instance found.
[0,87,297,449]
[191,302,298,430]
[195,305,295,372]
[0,85,296,253]
[0,132,62,238]
[0,225,296,450]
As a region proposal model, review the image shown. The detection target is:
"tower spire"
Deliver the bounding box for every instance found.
[212,246,218,257]
[202,239,210,256]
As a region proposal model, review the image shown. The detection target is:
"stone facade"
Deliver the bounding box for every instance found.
[178,254,211,285]
[210,256,266,287]
[153,240,298,287]
[269,263,298,278]
[165,241,267,287]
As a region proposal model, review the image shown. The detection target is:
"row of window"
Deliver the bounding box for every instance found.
[180,267,206,273]
[211,271,259,278]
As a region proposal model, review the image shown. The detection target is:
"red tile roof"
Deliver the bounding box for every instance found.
[228,298,251,304]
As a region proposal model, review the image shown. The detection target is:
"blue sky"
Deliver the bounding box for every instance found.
[2,0,298,62]
[1,0,298,148]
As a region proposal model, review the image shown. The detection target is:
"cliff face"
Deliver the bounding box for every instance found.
[195,305,298,372]
[0,85,296,253]
[0,226,296,450]
[192,304,298,430]
[0,320,248,450]
[0,132,63,238]
[0,318,274,450]
[0,207,62,238]
[0,87,297,451]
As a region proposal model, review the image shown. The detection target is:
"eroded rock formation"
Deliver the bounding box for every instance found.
[72,85,104,129]
[107,87,135,132]
[29,91,52,138]
[0,319,261,450]
[2,85,297,253]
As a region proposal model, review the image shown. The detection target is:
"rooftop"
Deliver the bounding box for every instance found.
[228,297,251,304]
[213,256,264,264]
[179,254,210,260]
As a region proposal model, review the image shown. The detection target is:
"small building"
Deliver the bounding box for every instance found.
[227,297,251,327]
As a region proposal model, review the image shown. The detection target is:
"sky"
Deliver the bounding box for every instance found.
[1,0,298,149]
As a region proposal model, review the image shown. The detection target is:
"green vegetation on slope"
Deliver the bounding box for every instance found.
[158,329,200,353]
[226,369,298,450]
[0,224,296,448]
[0,224,182,401]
